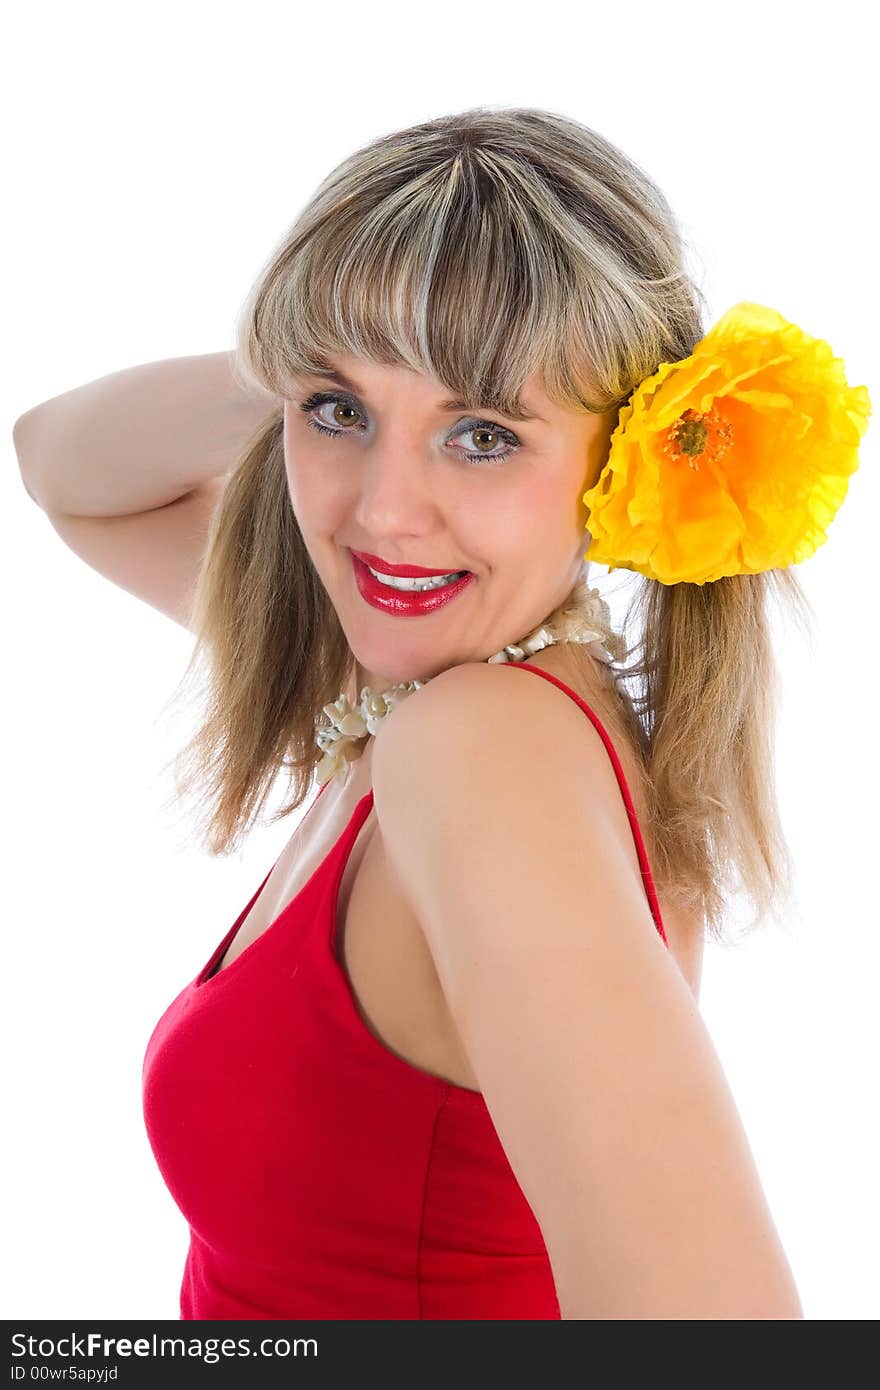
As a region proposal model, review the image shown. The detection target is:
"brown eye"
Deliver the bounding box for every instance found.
[330,402,361,428]
[455,423,519,464]
[467,427,501,452]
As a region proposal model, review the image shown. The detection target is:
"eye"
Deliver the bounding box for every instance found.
[297,392,520,466]
[302,395,365,434]
[452,423,519,464]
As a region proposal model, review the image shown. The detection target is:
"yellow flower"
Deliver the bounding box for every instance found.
[580,302,872,585]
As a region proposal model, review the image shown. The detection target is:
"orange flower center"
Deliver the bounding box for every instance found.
[662,406,734,471]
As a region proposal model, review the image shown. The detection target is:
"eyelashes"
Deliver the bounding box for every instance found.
[297,391,520,466]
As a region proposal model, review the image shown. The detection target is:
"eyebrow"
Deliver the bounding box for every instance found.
[302,366,546,424]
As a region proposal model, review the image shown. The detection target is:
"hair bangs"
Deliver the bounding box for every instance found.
[237,147,610,423]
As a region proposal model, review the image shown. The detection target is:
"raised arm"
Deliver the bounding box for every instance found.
[13,350,277,515]
[12,352,280,628]
[372,661,804,1321]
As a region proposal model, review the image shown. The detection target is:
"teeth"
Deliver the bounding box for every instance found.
[366,564,466,592]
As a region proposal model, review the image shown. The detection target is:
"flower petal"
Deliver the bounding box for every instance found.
[581,302,872,584]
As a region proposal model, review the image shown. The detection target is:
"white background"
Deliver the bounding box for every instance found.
[3,0,877,1321]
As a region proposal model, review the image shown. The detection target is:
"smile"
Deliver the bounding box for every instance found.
[350,551,475,616]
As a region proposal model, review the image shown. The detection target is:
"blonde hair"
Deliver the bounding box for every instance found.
[160,105,815,945]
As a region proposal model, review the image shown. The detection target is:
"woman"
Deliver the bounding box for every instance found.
[15,107,869,1320]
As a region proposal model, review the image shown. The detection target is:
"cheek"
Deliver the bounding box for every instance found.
[283,416,346,528]
[483,472,579,558]
[285,455,349,535]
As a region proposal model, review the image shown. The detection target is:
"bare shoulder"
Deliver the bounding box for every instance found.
[372,655,669,982]
[375,653,706,995]
[374,656,630,804]
[373,655,654,892]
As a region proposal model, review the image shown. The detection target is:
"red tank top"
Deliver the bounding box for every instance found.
[141,662,668,1320]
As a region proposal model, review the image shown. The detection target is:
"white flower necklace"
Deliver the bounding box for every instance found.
[313,569,627,788]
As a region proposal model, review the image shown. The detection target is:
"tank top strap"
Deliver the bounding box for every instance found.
[502,661,668,948]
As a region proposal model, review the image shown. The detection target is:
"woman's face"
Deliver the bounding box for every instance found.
[283,354,616,691]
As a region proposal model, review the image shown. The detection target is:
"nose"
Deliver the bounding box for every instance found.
[353,436,438,539]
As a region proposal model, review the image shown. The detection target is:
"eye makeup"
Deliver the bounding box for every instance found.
[297,390,522,465]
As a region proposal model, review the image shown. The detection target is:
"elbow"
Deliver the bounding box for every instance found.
[13,406,40,457]
[758,1279,805,1321]
[556,1255,805,1321]
[13,409,47,506]
[560,1289,805,1321]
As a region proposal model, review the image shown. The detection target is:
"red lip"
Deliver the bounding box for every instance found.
[350,548,470,579]
[350,551,475,617]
